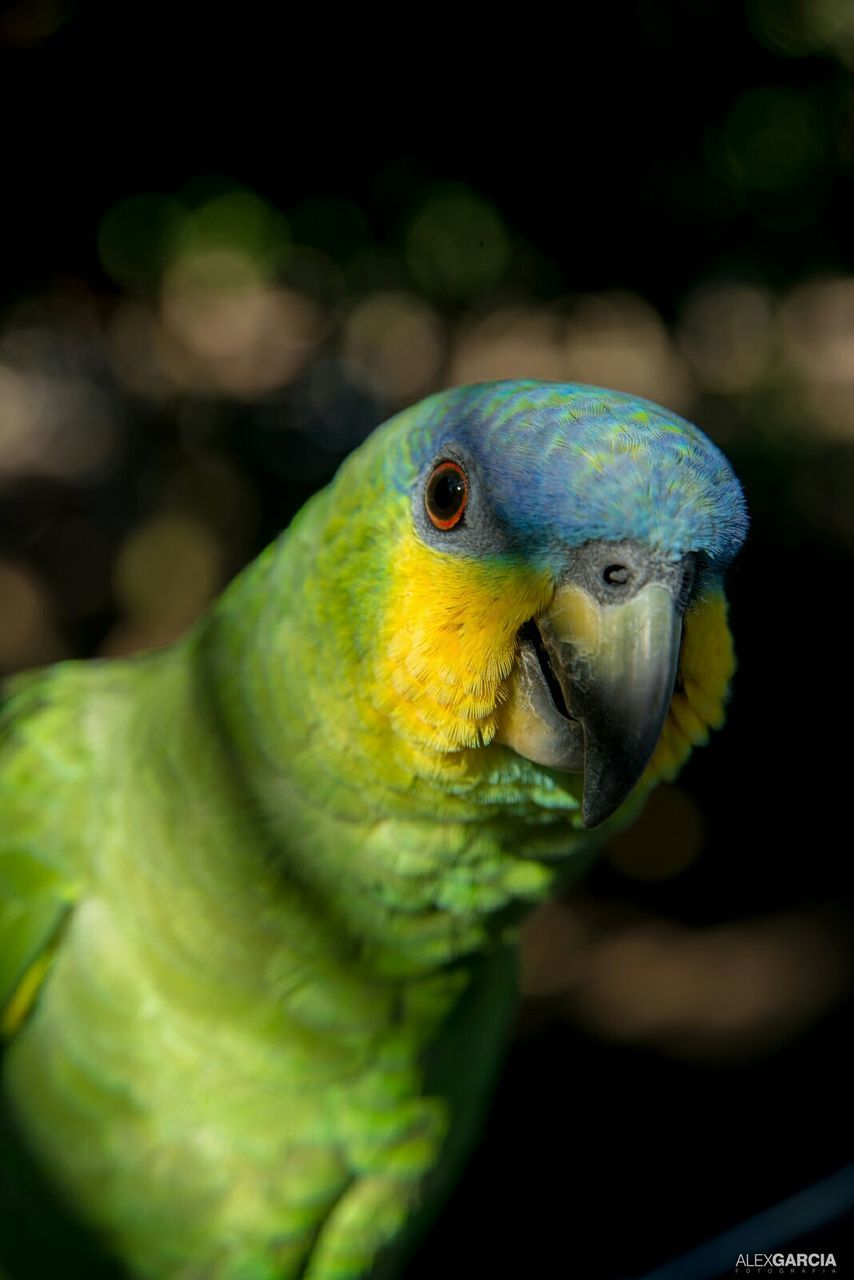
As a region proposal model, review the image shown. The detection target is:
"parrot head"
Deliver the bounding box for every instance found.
[325,380,748,829]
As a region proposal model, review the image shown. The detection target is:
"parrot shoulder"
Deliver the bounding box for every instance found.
[0,662,101,1038]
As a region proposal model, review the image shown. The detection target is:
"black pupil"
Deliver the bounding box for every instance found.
[431,469,465,517]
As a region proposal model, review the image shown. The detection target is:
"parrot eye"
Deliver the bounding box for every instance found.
[425,460,468,530]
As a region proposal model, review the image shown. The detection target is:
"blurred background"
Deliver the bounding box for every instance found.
[1,1,853,1276]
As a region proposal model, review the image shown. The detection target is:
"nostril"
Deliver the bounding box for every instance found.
[603,564,631,586]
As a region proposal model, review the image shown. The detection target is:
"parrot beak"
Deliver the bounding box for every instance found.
[497,570,683,828]
[536,581,682,828]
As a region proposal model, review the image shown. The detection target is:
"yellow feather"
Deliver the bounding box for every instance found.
[1,951,56,1038]
[373,530,553,756]
[645,589,735,786]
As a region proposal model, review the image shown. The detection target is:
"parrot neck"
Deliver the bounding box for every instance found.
[196,467,594,981]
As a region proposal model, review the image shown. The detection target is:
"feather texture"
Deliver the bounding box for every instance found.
[0,382,746,1279]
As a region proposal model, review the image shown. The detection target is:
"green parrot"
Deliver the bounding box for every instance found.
[0,380,747,1279]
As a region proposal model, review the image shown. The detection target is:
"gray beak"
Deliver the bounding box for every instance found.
[496,553,685,828]
[537,581,682,827]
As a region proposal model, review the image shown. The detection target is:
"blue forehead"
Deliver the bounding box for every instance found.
[387,380,748,568]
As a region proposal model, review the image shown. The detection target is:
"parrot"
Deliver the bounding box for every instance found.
[0,379,747,1280]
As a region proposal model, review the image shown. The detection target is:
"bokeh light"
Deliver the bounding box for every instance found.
[405,187,511,301]
[0,0,69,47]
[342,292,444,403]
[715,88,824,194]
[605,786,704,881]
[780,275,854,436]
[678,280,777,393]
[521,900,850,1060]
[564,292,693,411]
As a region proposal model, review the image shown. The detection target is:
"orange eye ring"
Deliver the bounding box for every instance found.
[425,460,468,530]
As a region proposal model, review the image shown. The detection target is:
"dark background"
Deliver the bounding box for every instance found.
[0,2,853,1277]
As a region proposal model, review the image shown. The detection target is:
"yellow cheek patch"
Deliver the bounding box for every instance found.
[645,588,735,785]
[375,530,553,754]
